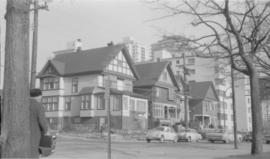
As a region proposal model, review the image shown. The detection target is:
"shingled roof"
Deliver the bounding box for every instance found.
[133,61,179,90]
[189,81,219,101]
[38,44,139,79]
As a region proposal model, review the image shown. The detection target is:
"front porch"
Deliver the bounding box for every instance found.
[191,114,212,130]
[151,102,178,127]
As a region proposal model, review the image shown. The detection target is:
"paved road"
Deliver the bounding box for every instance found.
[47,135,270,159]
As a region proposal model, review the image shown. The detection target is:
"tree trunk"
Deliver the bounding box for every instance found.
[250,69,264,154]
[1,0,31,158]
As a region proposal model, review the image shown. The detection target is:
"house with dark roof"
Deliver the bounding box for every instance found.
[133,61,184,128]
[37,44,148,130]
[188,81,219,129]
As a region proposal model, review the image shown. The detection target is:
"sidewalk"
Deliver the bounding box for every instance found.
[59,131,146,143]
[216,152,270,159]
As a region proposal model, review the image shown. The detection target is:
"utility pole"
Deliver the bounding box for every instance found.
[231,64,238,149]
[105,75,111,159]
[0,7,1,89]
[2,0,31,157]
[182,53,189,129]
[30,0,48,89]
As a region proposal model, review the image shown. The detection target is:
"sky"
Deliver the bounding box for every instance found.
[0,0,210,87]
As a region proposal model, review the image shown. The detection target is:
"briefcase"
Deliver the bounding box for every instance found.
[39,134,56,157]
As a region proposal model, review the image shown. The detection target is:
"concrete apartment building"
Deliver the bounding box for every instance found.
[37,44,149,130]
[234,76,252,132]
[259,77,270,131]
[122,36,151,63]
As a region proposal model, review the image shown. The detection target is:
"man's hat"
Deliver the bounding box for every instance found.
[30,88,42,97]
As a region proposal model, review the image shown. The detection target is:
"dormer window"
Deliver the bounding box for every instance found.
[72,78,79,93]
[41,77,59,90]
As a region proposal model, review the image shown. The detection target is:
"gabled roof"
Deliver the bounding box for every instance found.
[133,61,179,90]
[189,81,219,101]
[38,44,139,79]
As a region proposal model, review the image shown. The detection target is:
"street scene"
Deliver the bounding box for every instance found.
[49,135,270,159]
[47,135,270,159]
[1,0,270,158]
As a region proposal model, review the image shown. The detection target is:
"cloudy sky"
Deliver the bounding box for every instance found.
[0,0,208,87]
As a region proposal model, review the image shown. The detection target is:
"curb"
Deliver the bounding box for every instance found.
[59,133,146,143]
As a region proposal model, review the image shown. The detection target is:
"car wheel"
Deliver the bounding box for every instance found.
[160,136,165,143]
[209,140,214,143]
[266,141,270,144]
[146,139,151,143]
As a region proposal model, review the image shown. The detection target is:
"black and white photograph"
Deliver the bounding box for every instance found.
[0,0,270,158]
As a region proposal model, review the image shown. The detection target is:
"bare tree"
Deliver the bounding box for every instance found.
[1,0,32,158]
[149,0,270,154]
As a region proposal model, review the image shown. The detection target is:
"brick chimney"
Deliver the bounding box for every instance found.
[74,38,82,52]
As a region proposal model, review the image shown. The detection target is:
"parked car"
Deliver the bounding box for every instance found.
[178,129,202,142]
[264,133,270,144]
[205,129,243,143]
[146,126,178,143]
[242,132,252,142]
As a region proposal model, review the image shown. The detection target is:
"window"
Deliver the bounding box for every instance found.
[81,95,91,110]
[141,48,145,61]
[247,97,251,104]
[98,75,104,87]
[42,96,59,111]
[46,66,53,74]
[41,77,59,90]
[52,97,58,111]
[64,97,71,111]
[95,94,105,110]
[187,58,195,65]
[105,75,117,89]
[176,60,180,64]
[72,78,78,93]
[124,80,133,92]
[217,113,227,120]
[168,107,176,118]
[155,87,160,97]
[123,96,129,110]
[153,104,163,117]
[117,79,124,91]
[155,87,169,99]
[136,100,146,112]
[168,89,174,101]
[106,52,133,76]
[130,99,136,111]
[110,95,122,111]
